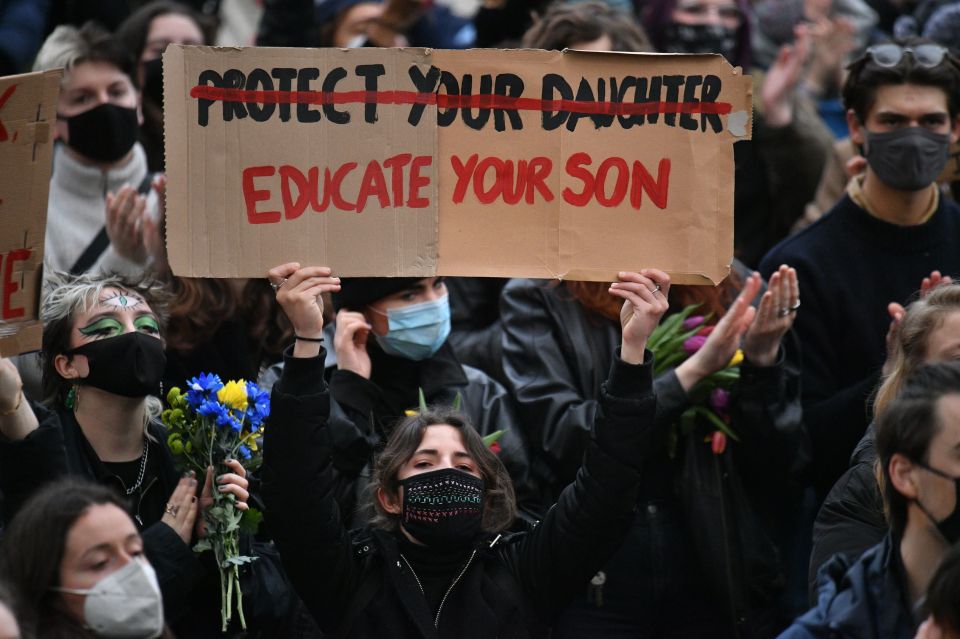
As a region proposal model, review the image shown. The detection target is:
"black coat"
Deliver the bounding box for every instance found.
[809,425,886,598]
[328,340,543,526]
[499,276,808,636]
[262,345,657,638]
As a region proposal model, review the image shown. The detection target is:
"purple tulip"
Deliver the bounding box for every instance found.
[682,315,705,330]
[683,335,707,354]
[709,388,730,412]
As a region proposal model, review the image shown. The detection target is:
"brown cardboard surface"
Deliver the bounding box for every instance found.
[165,46,751,284]
[0,69,60,356]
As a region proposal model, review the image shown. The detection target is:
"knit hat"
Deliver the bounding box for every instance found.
[331,277,424,311]
[315,0,382,27]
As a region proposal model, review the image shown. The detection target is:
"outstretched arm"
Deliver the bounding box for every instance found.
[261,264,367,633]
[509,270,669,618]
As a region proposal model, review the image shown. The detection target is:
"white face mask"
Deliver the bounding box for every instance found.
[55,558,164,638]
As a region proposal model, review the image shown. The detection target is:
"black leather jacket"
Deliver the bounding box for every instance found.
[500,277,809,636]
[263,345,658,638]
[500,277,809,503]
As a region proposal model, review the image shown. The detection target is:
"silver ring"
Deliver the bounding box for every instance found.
[652,284,661,293]
[789,300,801,311]
[269,278,287,293]
[778,308,791,317]
[164,503,179,517]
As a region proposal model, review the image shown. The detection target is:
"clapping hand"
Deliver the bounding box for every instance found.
[743,265,799,366]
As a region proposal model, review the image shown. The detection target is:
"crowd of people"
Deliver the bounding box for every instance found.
[0,0,959,637]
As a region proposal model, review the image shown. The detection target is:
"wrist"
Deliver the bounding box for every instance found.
[675,357,707,392]
[745,348,777,367]
[620,342,646,365]
[0,385,23,416]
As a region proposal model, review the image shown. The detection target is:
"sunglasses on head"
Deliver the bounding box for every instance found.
[865,43,949,68]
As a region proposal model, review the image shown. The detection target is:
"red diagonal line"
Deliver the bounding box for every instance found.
[189,86,733,117]
[0,84,17,142]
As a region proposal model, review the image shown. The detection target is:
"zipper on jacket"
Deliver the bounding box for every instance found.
[399,549,477,629]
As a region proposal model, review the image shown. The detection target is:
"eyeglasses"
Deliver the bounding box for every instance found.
[865,43,949,68]
[674,2,744,21]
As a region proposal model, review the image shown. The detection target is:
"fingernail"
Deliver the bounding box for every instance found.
[225,458,234,464]
[218,486,229,492]
[216,475,225,483]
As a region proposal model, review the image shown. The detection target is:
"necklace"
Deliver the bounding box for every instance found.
[123,439,150,495]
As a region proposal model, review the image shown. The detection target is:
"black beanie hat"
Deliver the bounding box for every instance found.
[331,277,425,311]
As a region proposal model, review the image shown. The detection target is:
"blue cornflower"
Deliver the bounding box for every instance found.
[238,445,252,460]
[245,381,270,428]
[185,373,223,408]
[197,399,240,431]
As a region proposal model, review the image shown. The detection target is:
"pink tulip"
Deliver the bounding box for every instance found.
[709,388,730,412]
[683,335,707,354]
[683,315,705,330]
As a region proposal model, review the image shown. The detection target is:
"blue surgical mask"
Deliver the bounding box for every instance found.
[371,295,451,361]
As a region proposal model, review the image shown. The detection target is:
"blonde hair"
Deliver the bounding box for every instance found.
[874,282,960,417]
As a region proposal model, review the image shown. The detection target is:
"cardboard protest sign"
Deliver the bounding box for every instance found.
[0,69,60,357]
[164,46,752,284]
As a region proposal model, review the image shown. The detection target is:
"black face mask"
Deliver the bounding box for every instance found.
[915,461,960,544]
[59,103,139,164]
[662,23,739,62]
[142,57,164,108]
[864,127,951,192]
[401,468,485,549]
[67,332,166,398]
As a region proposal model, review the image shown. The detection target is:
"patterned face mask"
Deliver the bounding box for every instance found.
[400,467,485,549]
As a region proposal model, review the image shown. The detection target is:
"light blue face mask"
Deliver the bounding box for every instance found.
[372,295,451,361]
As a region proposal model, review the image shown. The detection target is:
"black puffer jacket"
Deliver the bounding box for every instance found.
[328,340,543,526]
[808,425,886,598]
[263,345,657,638]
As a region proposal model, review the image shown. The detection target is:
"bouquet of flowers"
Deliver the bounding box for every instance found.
[161,373,269,631]
[648,305,742,456]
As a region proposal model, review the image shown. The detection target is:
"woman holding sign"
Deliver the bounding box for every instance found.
[262,263,667,638]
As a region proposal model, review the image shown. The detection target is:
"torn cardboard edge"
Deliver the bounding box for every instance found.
[164,46,748,284]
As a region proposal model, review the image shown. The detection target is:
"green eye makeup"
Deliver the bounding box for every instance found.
[78,318,124,337]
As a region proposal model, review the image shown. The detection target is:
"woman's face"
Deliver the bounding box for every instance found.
[138,12,205,85]
[55,61,139,142]
[57,287,161,379]
[58,503,145,624]
[365,277,448,337]
[671,0,743,30]
[378,424,482,516]
[925,311,960,363]
[398,424,481,482]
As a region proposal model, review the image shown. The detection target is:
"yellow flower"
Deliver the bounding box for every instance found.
[404,410,418,417]
[217,380,248,411]
[727,349,744,368]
